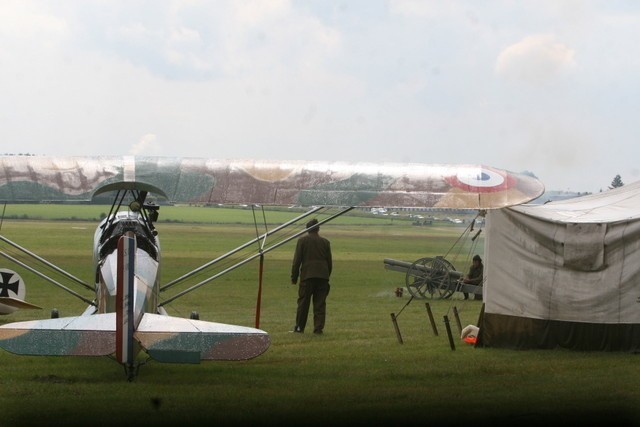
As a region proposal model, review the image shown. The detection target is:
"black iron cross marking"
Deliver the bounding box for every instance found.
[0,271,19,297]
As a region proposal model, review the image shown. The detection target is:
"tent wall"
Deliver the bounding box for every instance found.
[478,207,640,351]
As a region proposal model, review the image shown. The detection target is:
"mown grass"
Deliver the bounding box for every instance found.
[0,206,638,426]
[1,203,462,226]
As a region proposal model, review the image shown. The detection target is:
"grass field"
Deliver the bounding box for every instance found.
[0,206,639,426]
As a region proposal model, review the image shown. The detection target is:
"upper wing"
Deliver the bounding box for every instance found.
[0,156,544,209]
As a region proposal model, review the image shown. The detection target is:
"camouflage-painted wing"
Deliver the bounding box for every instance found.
[135,313,271,363]
[0,156,544,209]
[0,312,270,362]
[0,314,116,356]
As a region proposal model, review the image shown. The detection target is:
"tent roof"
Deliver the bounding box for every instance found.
[512,180,640,223]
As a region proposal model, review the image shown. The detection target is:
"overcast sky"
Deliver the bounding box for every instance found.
[1,1,638,193]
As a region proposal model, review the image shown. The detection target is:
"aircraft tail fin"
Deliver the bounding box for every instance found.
[115,234,136,366]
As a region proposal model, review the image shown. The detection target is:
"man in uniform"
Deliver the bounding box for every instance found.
[291,218,332,334]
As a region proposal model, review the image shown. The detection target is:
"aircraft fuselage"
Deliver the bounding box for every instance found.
[93,211,161,318]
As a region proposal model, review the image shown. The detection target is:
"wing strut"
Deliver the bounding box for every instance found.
[160,206,324,293]
[0,234,93,291]
[0,249,95,306]
[0,203,6,232]
[159,206,354,307]
[251,205,268,329]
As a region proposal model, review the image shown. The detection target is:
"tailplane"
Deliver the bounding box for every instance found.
[0,235,270,375]
[136,313,270,363]
[0,314,115,356]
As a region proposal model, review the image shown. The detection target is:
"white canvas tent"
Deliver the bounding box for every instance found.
[478,181,640,351]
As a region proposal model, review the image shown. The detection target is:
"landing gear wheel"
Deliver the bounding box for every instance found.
[405,256,455,299]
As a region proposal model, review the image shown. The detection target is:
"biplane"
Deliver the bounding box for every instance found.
[0,156,544,379]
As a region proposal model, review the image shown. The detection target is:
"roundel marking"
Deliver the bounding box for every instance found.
[447,167,516,193]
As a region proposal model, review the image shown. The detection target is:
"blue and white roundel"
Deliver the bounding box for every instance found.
[457,169,505,188]
[447,166,515,192]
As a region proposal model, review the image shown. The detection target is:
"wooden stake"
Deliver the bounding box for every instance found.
[443,315,456,351]
[452,306,462,335]
[390,313,403,344]
[425,303,438,336]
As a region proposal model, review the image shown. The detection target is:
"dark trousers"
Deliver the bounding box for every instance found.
[295,278,330,333]
[463,287,483,300]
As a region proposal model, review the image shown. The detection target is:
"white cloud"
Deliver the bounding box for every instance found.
[0,1,68,39]
[388,0,457,18]
[130,134,160,156]
[495,34,576,84]
[214,1,342,77]
[109,22,156,44]
[168,26,201,45]
[231,0,290,26]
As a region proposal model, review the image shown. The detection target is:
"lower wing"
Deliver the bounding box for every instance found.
[0,296,43,311]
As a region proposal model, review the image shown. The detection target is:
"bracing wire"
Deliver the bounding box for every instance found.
[396,211,484,320]
[159,205,342,308]
[0,203,6,232]
[444,211,485,315]
[448,211,485,264]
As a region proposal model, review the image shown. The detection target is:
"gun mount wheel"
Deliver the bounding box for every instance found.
[405,256,456,299]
